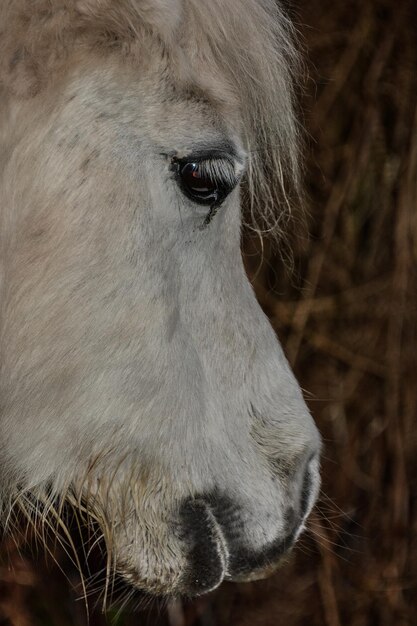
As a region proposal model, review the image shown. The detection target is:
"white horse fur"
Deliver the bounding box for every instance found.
[0,0,321,598]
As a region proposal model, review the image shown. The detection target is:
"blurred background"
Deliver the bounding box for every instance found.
[1,0,416,624]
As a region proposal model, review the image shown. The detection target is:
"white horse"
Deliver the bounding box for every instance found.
[0,0,321,598]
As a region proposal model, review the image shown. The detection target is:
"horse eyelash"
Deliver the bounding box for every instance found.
[167,153,241,188]
[193,157,240,188]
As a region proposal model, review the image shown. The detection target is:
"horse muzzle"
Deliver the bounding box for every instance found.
[175,456,319,596]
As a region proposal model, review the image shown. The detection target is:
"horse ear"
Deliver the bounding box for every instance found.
[75,0,183,45]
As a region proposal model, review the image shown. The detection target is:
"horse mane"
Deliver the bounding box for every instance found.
[0,0,301,237]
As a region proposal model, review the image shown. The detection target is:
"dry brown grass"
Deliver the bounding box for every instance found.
[235,0,417,623]
[1,0,416,624]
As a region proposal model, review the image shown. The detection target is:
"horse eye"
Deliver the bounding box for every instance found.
[174,160,236,207]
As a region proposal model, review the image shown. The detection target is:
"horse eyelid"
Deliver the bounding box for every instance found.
[169,155,240,185]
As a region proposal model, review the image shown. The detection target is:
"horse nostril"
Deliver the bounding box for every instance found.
[284,505,298,534]
[299,466,313,521]
[300,453,320,520]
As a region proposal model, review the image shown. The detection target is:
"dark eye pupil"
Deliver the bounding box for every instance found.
[172,156,237,209]
[180,162,214,194]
